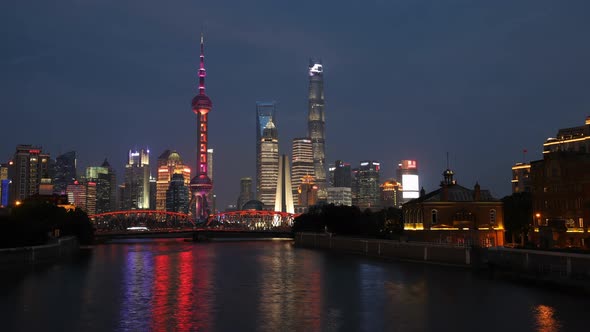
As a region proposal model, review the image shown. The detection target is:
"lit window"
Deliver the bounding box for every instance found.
[431,209,438,224]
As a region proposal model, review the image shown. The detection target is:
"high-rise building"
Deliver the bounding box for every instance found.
[86,164,112,214]
[275,154,294,213]
[53,151,76,195]
[327,187,352,206]
[297,174,318,210]
[207,148,215,213]
[259,119,279,209]
[149,175,156,210]
[66,180,96,215]
[190,33,214,221]
[307,60,327,201]
[123,148,150,209]
[100,159,117,212]
[8,145,50,205]
[237,177,253,210]
[291,137,314,195]
[156,150,191,211]
[543,116,590,154]
[256,101,276,199]
[353,161,381,209]
[381,179,403,208]
[397,160,420,203]
[328,163,335,187]
[333,160,352,188]
[511,162,531,193]
[0,162,9,207]
[166,173,190,214]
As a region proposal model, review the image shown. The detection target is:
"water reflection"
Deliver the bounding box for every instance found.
[534,305,561,332]
[1,240,587,332]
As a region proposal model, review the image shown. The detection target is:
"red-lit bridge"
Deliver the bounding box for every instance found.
[90,210,298,238]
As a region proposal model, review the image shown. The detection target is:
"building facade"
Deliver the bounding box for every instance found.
[403,170,504,247]
[291,137,314,196]
[237,177,253,210]
[8,145,50,205]
[327,187,352,206]
[123,148,150,210]
[0,163,9,207]
[511,162,531,193]
[53,151,76,195]
[156,150,190,211]
[297,174,318,211]
[353,161,381,209]
[86,164,112,214]
[166,173,190,214]
[256,101,276,199]
[543,116,590,154]
[333,160,352,188]
[259,119,279,209]
[381,179,402,208]
[307,60,327,201]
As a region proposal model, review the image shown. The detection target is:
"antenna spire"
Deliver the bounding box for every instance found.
[198,32,206,95]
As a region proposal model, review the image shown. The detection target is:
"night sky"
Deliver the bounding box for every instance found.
[2,0,590,209]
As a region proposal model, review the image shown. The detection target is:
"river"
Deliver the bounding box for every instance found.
[0,239,586,331]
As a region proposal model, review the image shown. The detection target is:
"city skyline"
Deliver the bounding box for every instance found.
[3,1,590,209]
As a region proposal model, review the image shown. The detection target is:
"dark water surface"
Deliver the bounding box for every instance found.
[0,239,586,331]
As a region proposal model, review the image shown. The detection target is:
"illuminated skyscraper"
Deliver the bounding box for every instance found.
[291,137,314,195]
[86,163,114,213]
[397,160,420,203]
[53,151,76,195]
[237,177,253,210]
[155,150,190,211]
[190,33,214,221]
[307,60,327,200]
[297,174,317,210]
[256,102,276,198]
[259,119,279,208]
[381,179,403,208]
[166,173,190,214]
[333,160,352,188]
[275,154,294,213]
[353,161,381,209]
[123,148,150,209]
[8,145,50,205]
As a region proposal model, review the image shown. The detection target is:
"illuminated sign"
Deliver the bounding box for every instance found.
[403,191,420,199]
[309,63,323,75]
[360,162,369,166]
[401,160,417,169]
[402,174,419,192]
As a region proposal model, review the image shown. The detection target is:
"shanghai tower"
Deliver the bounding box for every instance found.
[190,33,213,221]
[307,60,327,200]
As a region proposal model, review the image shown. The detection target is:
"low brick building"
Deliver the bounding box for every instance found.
[402,169,504,247]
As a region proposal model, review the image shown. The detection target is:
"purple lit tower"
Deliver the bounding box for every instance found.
[190,33,213,221]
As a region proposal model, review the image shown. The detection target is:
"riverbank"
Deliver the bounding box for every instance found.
[294,232,476,267]
[295,232,590,294]
[0,236,79,267]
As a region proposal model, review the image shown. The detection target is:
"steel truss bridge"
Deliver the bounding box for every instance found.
[90,210,297,236]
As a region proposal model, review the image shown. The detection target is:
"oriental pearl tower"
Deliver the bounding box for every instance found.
[190,33,213,222]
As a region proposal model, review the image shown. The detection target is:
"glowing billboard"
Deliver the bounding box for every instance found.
[402,174,419,199]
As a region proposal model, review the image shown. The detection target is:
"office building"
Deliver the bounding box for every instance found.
[511,162,531,193]
[189,33,214,221]
[259,119,279,208]
[274,154,294,213]
[327,187,352,206]
[123,148,150,209]
[297,174,318,211]
[86,163,114,214]
[156,150,191,211]
[166,173,190,214]
[353,161,381,209]
[291,137,314,195]
[333,160,352,188]
[397,160,420,203]
[256,101,276,198]
[543,116,590,154]
[53,151,76,195]
[237,177,253,210]
[307,60,327,200]
[8,145,50,205]
[381,179,403,208]
[66,180,97,215]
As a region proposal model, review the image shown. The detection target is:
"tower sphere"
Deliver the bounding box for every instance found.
[192,95,212,113]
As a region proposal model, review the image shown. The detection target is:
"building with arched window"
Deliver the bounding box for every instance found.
[402,169,504,247]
